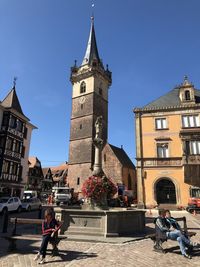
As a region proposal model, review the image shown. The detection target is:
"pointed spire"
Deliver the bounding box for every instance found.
[81,16,103,67]
[1,86,25,116]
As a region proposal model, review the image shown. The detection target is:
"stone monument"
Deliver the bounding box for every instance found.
[93,116,104,176]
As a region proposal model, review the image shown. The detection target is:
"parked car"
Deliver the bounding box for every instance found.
[21,198,42,212]
[0,197,22,214]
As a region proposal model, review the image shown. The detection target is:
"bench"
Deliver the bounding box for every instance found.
[146,216,196,253]
[5,217,64,255]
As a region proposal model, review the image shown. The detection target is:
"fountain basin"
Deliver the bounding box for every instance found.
[55,207,145,237]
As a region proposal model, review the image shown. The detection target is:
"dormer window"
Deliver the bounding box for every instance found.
[80,81,86,94]
[185,90,191,101]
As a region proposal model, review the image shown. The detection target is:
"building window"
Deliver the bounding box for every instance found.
[104,154,106,162]
[80,124,82,129]
[12,163,18,175]
[16,120,23,132]
[77,177,80,185]
[182,115,200,128]
[21,146,25,158]
[81,104,83,110]
[157,143,169,158]
[80,81,86,94]
[6,138,13,150]
[185,90,191,100]
[2,160,10,173]
[0,137,5,148]
[99,88,102,95]
[155,118,167,130]
[10,116,16,128]
[24,127,28,139]
[128,174,132,190]
[18,165,23,179]
[15,141,21,153]
[189,141,200,155]
[2,114,9,126]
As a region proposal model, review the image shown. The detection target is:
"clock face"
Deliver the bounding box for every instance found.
[79,96,86,104]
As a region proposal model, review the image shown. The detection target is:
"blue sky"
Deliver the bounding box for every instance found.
[0,0,200,167]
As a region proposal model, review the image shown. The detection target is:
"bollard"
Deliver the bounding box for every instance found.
[2,209,8,233]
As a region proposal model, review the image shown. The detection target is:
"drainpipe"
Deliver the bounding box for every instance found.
[135,110,145,208]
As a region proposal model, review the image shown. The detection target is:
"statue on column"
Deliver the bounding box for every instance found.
[93,116,104,176]
[95,116,103,139]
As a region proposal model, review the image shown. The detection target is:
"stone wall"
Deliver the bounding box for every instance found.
[67,162,93,192]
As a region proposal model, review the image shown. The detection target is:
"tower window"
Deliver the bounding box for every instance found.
[77,177,80,185]
[81,104,83,110]
[80,124,82,129]
[99,88,102,95]
[185,90,191,100]
[104,154,106,162]
[80,81,86,94]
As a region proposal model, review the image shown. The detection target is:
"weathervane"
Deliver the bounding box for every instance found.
[13,77,17,88]
[91,2,95,20]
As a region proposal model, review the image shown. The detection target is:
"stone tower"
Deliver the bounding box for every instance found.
[68,17,112,191]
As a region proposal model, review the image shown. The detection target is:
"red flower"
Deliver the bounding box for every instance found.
[82,176,117,202]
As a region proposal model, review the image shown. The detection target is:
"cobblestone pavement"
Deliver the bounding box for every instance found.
[1,210,200,267]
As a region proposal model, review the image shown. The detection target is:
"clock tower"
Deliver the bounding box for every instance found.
[68,17,112,191]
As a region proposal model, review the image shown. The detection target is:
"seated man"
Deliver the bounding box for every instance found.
[165,210,193,258]
[154,209,192,259]
[154,209,169,253]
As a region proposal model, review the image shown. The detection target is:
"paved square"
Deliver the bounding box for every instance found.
[1,210,200,267]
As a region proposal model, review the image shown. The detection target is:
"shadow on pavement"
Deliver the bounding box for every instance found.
[46,249,97,264]
[0,239,97,263]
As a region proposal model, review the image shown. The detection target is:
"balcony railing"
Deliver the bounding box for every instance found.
[143,157,182,167]
[1,173,19,182]
[182,155,200,165]
[4,149,21,159]
[1,126,23,138]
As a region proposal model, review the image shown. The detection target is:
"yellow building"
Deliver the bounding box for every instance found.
[134,77,200,208]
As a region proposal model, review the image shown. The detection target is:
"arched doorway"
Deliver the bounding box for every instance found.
[156,178,177,204]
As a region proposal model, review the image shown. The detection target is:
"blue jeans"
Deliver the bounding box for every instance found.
[39,234,51,258]
[167,230,190,255]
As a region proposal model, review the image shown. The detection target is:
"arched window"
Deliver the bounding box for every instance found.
[185,90,190,100]
[80,81,86,94]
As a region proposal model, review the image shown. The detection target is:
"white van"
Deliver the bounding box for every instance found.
[52,187,71,205]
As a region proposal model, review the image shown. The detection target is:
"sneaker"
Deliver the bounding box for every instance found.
[191,241,200,247]
[184,253,192,259]
[39,257,45,264]
[34,252,41,261]
[153,245,165,253]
